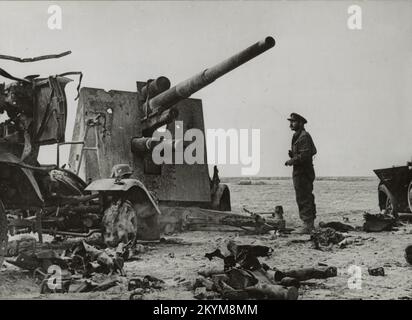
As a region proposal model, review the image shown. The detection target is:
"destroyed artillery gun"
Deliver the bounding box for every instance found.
[0,37,275,266]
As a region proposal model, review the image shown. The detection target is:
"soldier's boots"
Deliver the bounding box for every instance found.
[293,219,315,235]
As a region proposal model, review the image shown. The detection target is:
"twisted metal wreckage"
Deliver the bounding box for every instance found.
[0,37,280,268]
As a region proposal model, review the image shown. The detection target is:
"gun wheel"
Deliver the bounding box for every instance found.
[0,199,7,267]
[101,187,160,246]
[408,181,412,213]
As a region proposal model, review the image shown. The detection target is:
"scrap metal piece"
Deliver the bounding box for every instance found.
[0,67,31,83]
[279,277,300,288]
[363,212,397,232]
[6,250,68,272]
[318,221,355,232]
[205,240,272,271]
[273,266,338,282]
[311,227,346,249]
[0,51,71,63]
[6,234,36,257]
[368,267,385,276]
[243,283,298,300]
[128,275,164,291]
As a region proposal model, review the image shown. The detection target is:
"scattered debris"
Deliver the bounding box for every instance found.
[211,268,299,300]
[128,275,165,299]
[272,266,337,282]
[368,267,385,276]
[318,221,355,232]
[6,238,131,294]
[311,227,346,250]
[363,212,397,232]
[194,286,220,300]
[163,207,286,235]
[337,238,354,248]
[128,275,165,291]
[242,205,286,231]
[6,234,37,257]
[6,250,67,272]
[73,274,122,294]
[200,239,298,300]
[279,277,300,288]
[198,266,225,278]
[205,240,272,271]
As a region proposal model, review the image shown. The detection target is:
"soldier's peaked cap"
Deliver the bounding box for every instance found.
[287,113,307,124]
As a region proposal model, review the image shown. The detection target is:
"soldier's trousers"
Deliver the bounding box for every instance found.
[292,167,316,222]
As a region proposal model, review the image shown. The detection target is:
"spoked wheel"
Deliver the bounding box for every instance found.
[102,198,138,247]
[0,199,7,267]
[101,187,160,246]
[408,181,412,213]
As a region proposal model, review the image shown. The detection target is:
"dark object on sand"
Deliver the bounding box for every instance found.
[363,212,397,232]
[279,277,300,288]
[241,284,298,300]
[318,221,354,232]
[6,250,67,272]
[213,268,298,301]
[311,227,345,248]
[128,275,165,291]
[201,239,297,300]
[368,267,385,276]
[205,240,272,271]
[273,266,338,282]
[405,245,412,265]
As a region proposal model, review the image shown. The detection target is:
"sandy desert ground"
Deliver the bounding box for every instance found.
[1,177,412,300]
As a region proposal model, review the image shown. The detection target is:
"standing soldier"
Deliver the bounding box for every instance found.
[285,113,317,234]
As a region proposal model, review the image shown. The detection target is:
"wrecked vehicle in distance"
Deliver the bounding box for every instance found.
[373,162,412,217]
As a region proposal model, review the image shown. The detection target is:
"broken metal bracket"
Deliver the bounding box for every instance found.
[0,51,72,63]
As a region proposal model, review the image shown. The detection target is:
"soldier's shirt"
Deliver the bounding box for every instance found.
[290,129,317,173]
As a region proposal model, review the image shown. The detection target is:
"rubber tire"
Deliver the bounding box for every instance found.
[0,199,7,268]
[378,184,398,218]
[408,180,412,213]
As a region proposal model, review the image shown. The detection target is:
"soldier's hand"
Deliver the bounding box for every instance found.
[285,159,293,166]
[288,150,293,158]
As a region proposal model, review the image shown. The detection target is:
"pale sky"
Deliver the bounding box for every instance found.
[0,1,411,177]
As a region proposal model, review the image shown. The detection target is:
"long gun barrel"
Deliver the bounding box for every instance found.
[142,36,275,132]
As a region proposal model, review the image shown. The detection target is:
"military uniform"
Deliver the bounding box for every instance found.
[287,114,317,223]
